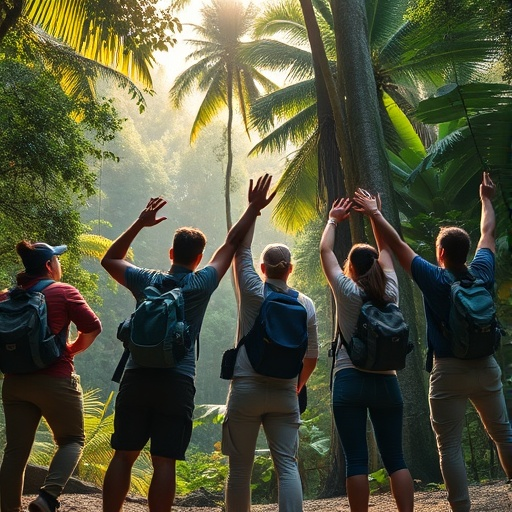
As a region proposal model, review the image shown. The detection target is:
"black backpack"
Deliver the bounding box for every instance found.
[222,285,308,379]
[343,299,413,371]
[0,280,67,374]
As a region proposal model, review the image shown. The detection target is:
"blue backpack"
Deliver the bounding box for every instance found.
[443,272,501,359]
[0,280,67,374]
[240,285,308,379]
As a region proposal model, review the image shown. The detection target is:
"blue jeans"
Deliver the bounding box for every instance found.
[332,368,407,478]
[430,356,512,512]
[222,376,302,512]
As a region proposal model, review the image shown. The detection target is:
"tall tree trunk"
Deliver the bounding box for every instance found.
[312,37,351,499]
[225,69,234,232]
[330,0,441,482]
[0,0,23,44]
[298,0,441,483]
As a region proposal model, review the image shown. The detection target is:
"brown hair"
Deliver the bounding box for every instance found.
[16,241,48,276]
[172,227,207,265]
[344,244,389,305]
[436,227,470,267]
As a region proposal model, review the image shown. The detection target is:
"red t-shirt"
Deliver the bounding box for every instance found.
[1,279,101,378]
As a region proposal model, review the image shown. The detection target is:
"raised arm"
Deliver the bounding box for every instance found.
[476,172,496,253]
[353,190,416,275]
[101,196,167,286]
[319,197,352,286]
[353,189,394,271]
[207,174,276,281]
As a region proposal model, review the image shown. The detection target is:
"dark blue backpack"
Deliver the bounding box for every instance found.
[116,274,191,369]
[240,285,308,379]
[443,272,500,359]
[0,280,66,374]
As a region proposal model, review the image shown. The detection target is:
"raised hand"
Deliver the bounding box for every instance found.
[328,197,352,224]
[353,188,380,216]
[248,174,277,213]
[480,172,496,202]
[137,197,168,227]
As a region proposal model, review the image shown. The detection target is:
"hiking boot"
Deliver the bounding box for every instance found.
[28,491,60,512]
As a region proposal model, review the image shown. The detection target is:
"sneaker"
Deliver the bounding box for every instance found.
[28,492,60,512]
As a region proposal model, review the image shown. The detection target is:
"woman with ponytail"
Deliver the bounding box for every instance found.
[319,191,414,512]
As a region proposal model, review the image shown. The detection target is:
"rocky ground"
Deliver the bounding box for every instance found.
[20,480,512,511]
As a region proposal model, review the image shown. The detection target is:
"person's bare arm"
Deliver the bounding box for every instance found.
[353,191,416,275]
[353,189,394,270]
[101,197,167,285]
[477,172,496,253]
[67,328,102,356]
[319,197,352,286]
[208,174,276,281]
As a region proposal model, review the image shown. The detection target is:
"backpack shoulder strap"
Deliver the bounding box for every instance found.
[446,269,475,286]
[287,288,299,299]
[29,279,55,293]
[329,323,343,390]
[238,282,274,349]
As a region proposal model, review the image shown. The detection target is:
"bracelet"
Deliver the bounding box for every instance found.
[327,218,338,227]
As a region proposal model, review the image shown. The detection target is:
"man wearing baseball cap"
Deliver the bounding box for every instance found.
[0,240,102,512]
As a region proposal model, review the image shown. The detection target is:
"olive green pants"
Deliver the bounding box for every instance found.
[0,373,84,512]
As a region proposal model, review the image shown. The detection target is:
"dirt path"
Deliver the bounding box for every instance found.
[21,480,512,511]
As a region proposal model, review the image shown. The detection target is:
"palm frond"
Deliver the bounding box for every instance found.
[169,58,223,108]
[249,103,318,154]
[241,39,315,82]
[78,234,134,262]
[190,74,227,142]
[366,0,410,49]
[25,26,145,106]
[249,80,316,134]
[253,0,309,44]
[24,0,157,88]
[271,133,321,233]
[409,83,512,214]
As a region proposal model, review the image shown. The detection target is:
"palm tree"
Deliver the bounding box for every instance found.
[248,0,499,231]
[0,0,180,87]
[0,0,182,107]
[169,0,276,230]
[250,0,496,485]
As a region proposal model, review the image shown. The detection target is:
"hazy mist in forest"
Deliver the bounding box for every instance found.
[76,45,297,428]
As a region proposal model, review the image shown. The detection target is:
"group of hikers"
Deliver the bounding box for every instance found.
[0,171,511,512]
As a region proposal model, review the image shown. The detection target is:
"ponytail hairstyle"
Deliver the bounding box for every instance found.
[343,244,389,305]
[16,241,48,277]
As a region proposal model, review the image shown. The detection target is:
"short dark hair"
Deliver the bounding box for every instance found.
[436,227,471,267]
[16,240,48,276]
[172,228,207,265]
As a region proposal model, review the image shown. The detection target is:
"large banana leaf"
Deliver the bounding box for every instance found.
[411,83,512,202]
[409,82,512,235]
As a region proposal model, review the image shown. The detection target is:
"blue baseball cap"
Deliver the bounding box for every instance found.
[21,242,67,273]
